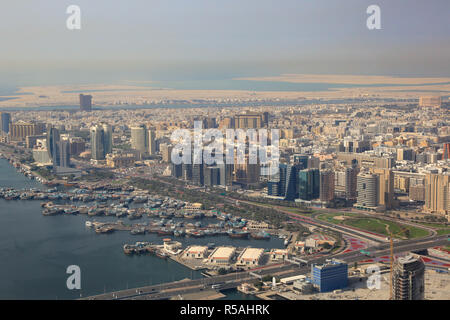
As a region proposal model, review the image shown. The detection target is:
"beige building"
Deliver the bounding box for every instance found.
[9,121,45,141]
[106,153,136,168]
[269,249,288,261]
[236,248,264,267]
[423,173,450,219]
[207,247,236,265]
[337,152,394,169]
[183,246,208,259]
[371,168,395,210]
[419,96,442,108]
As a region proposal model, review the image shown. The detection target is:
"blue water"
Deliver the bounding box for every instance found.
[60,79,450,93]
[0,158,283,299]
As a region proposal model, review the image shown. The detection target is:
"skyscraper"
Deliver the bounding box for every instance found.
[192,163,204,186]
[46,127,70,168]
[311,259,348,293]
[423,172,450,216]
[204,166,220,186]
[284,164,302,200]
[0,112,11,135]
[79,94,92,112]
[319,170,335,202]
[371,168,395,209]
[148,129,156,155]
[131,125,148,154]
[160,143,173,163]
[9,121,45,141]
[355,173,378,208]
[392,255,425,300]
[47,127,61,166]
[218,163,233,187]
[443,143,450,160]
[102,123,113,155]
[90,124,111,160]
[57,139,71,168]
[298,168,320,201]
[234,112,265,129]
[233,153,260,186]
[293,154,309,169]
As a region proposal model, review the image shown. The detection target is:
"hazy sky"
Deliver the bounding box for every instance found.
[1,0,449,86]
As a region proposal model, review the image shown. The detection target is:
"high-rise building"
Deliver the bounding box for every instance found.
[46,127,71,168]
[160,143,173,163]
[204,166,220,186]
[182,163,193,181]
[196,116,217,129]
[298,168,320,201]
[392,255,425,300]
[334,167,358,201]
[69,137,86,156]
[102,124,113,155]
[148,129,156,155]
[293,154,309,169]
[267,163,293,198]
[234,112,265,129]
[171,163,183,178]
[284,164,302,200]
[319,170,335,202]
[90,124,111,160]
[192,163,204,186]
[355,173,378,208]
[79,94,92,112]
[218,163,233,187]
[57,140,71,168]
[233,153,260,186]
[423,172,450,216]
[371,168,395,210]
[311,259,348,293]
[131,125,148,154]
[46,127,61,166]
[32,139,52,165]
[9,121,45,141]
[276,164,287,197]
[0,112,11,135]
[443,143,450,160]
[419,96,441,108]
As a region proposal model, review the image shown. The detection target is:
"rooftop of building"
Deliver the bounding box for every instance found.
[239,248,264,261]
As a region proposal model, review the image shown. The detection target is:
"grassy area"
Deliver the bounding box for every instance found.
[413,222,450,229]
[316,212,362,224]
[343,218,429,239]
[279,207,314,216]
[436,229,450,236]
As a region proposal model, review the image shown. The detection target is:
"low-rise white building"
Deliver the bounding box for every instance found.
[269,249,288,261]
[183,246,208,259]
[207,247,236,265]
[236,248,264,267]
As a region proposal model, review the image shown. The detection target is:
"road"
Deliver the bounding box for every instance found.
[82,235,448,300]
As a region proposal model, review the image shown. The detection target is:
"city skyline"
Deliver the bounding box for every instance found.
[0,0,448,305]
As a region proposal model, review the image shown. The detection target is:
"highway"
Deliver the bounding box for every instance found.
[82,234,448,300]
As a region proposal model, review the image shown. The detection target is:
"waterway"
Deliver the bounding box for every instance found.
[0,158,281,299]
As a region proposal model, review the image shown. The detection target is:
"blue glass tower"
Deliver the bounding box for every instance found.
[311,260,348,292]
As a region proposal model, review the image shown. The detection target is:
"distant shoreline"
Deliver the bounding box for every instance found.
[0,74,448,109]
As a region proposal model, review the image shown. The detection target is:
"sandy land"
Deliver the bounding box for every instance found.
[237,74,450,85]
[1,74,449,108]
